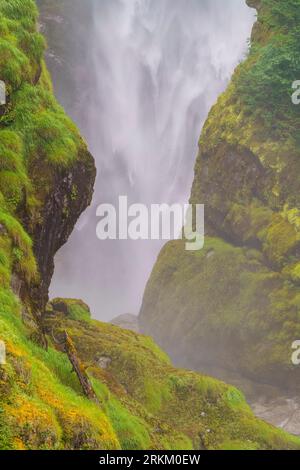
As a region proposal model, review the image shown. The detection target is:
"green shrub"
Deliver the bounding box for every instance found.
[237,0,300,135]
[0,38,30,90]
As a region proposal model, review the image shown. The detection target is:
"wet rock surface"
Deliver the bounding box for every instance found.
[251,396,300,436]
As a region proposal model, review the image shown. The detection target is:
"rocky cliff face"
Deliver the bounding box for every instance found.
[27,142,95,317]
[140,0,300,393]
[0,0,96,326]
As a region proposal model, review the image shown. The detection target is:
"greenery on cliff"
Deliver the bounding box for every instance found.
[0,0,97,450]
[239,0,300,133]
[1,0,300,451]
[0,0,93,295]
[140,0,300,392]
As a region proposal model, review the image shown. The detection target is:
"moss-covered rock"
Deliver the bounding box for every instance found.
[0,0,96,323]
[0,296,298,450]
[140,0,300,392]
[40,298,300,450]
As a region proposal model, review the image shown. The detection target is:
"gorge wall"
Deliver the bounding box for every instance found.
[0,0,96,326]
[140,0,300,393]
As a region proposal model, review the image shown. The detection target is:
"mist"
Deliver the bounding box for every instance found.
[40,0,255,321]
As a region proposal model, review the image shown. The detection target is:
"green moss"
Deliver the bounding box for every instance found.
[0,211,37,283]
[1,276,299,450]
[50,299,92,323]
[225,387,248,410]
[284,262,300,285]
[1,83,82,168]
[0,38,30,91]
[71,185,78,201]
[0,4,99,450]
[0,131,24,171]
[0,0,38,23]
[219,440,260,450]
[236,1,300,139]
[91,378,152,450]
[0,0,92,302]
[262,214,300,265]
[141,0,300,396]
[0,407,13,450]
[36,298,300,450]
[140,236,300,390]
[0,301,120,450]
[38,60,53,92]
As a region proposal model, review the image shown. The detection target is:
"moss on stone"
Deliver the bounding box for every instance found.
[38,298,300,450]
[140,0,300,395]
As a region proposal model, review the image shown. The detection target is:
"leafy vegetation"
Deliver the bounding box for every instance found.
[238,0,300,135]
[0,0,90,315]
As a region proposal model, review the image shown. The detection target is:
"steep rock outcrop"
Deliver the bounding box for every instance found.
[27,144,95,315]
[140,0,300,392]
[0,0,96,324]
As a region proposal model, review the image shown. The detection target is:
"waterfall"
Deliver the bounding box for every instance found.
[43,0,254,320]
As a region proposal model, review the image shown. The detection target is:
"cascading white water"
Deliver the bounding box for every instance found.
[48,0,255,320]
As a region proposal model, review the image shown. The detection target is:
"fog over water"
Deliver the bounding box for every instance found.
[42,0,255,320]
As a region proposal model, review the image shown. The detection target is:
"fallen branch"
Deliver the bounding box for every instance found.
[61,330,98,403]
